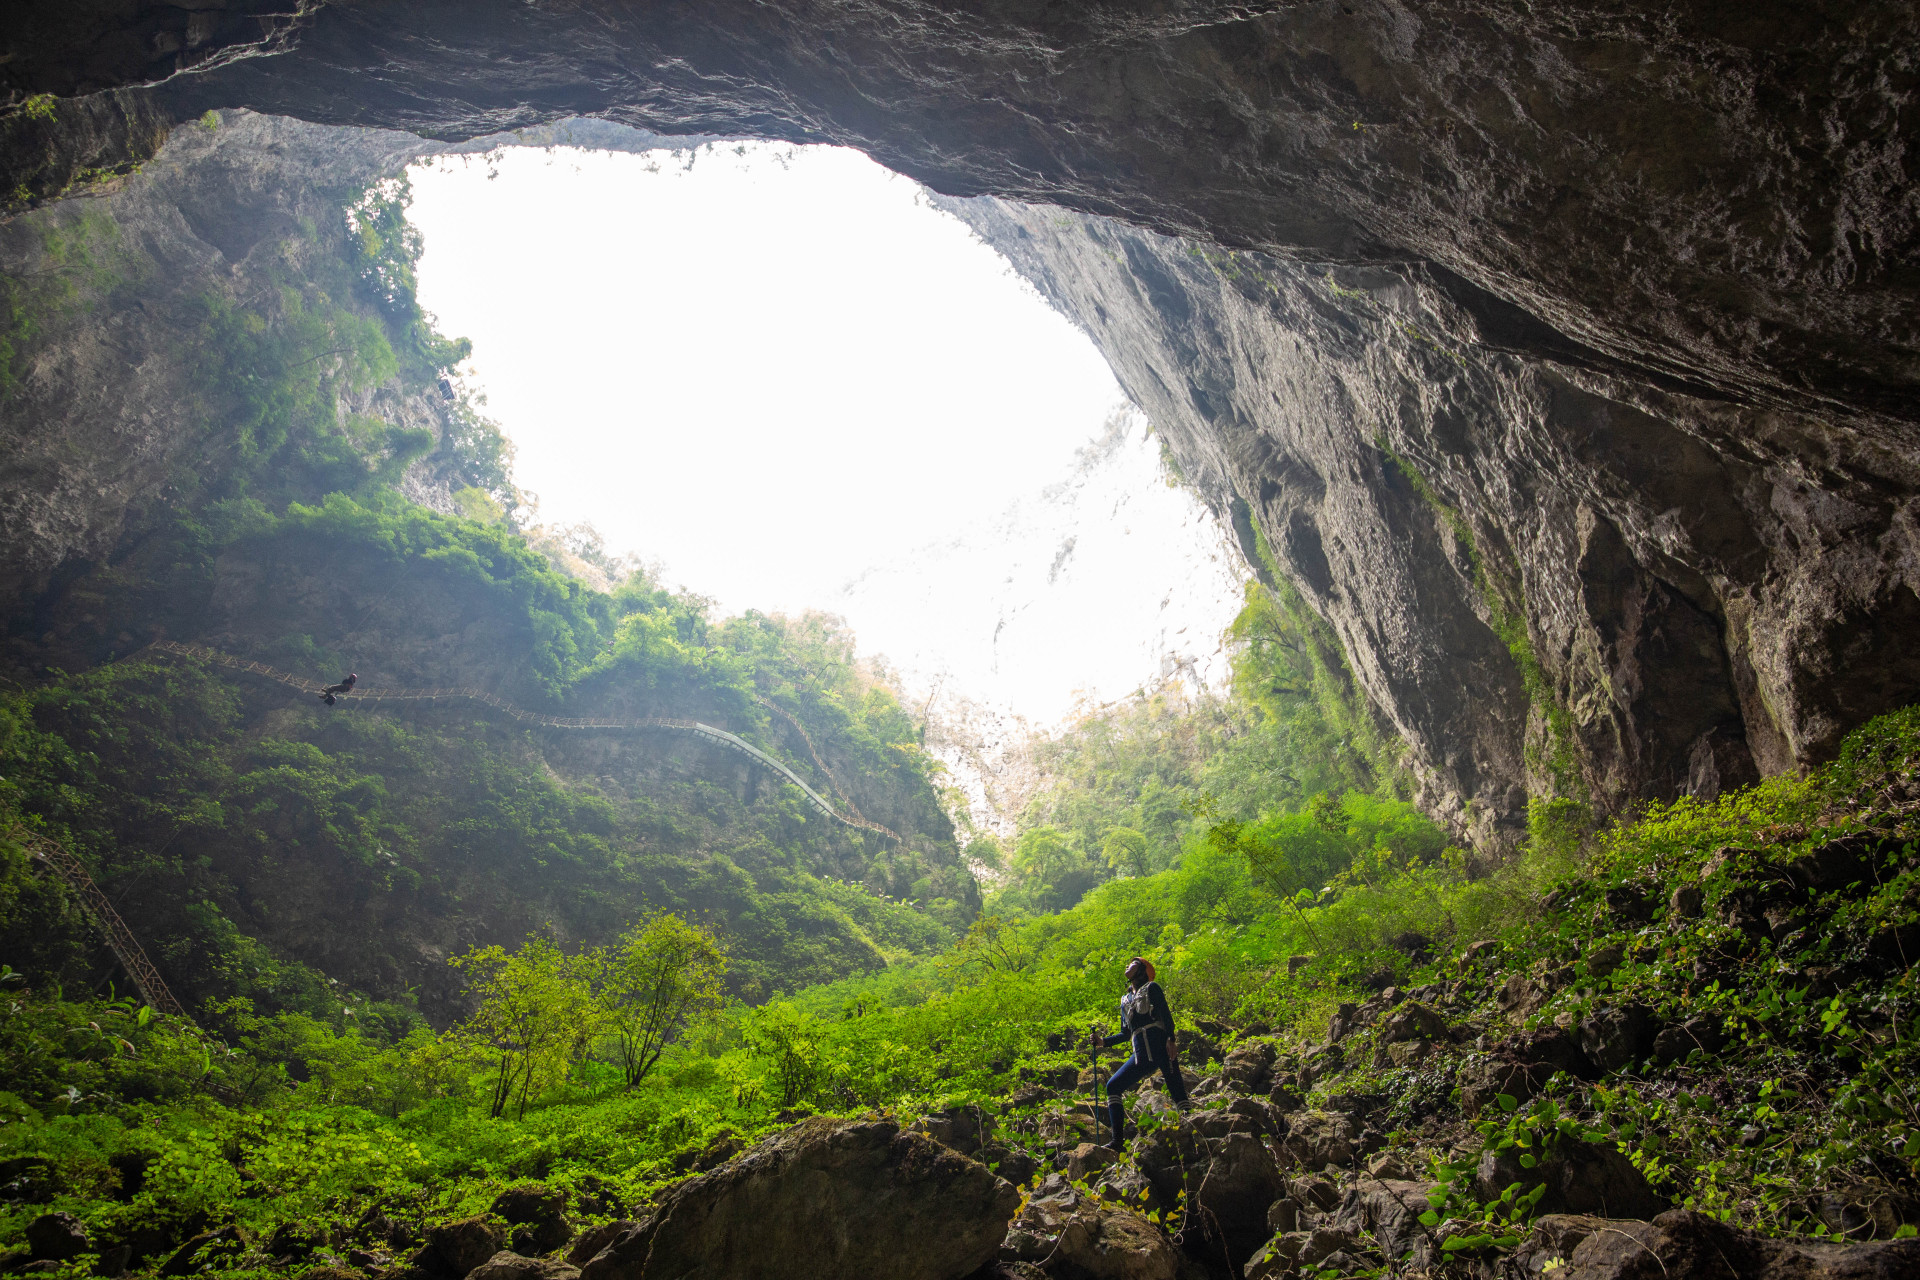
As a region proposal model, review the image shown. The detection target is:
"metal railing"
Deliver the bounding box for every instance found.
[16,827,188,1019]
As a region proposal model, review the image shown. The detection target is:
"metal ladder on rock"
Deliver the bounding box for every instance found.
[16,826,188,1019]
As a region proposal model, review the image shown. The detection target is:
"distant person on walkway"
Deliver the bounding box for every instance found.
[1095,955,1190,1147]
[320,672,358,706]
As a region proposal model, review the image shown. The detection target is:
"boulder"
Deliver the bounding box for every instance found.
[1175,1029,1223,1066]
[162,1227,252,1277]
[980,1144,1043,1187]
[1461,939,1501,967]
[1475,1141,1666,1221]
[1459,1029,1596,1113]
[1290,1176,1341,1213]
[417,1218,506,1279]
[1277,1111,1356,1169]
[1130,1126,1206,1208]
[1510,1214,1615,1275]
[1560,1209,1920,1279]
[1328,1179,1437,1260]
[1376,1039,1437,1069]
[999,1177,1181,1280]
[1220,1041,1275,1095]
[1603,886,1652,923]
[1321,1092,1385,1119]
[670,1133,742,1174]
[491,1186,572,1256]
[1243,1227,1354,1279]
[564,1224,635,1268]
[1387,930,1433,959]
[1810,1180,1920,1240]
[1377,1002,1449,1044]
[1784,836,1877,894]
[1652,1017,1726,1065]
[1298,1044,1343,1088]
[1067,1143,1119,1181]
[910,1105,996,1156]
[1188,1110,1241,1142]
[1578,1005,1658,1075]
[1668,885,1705,920]
[25,1213,89,1262]
[1092,1162,1158,1214]
[467,1252,581,1280]
[577,1116,1017,1280]
[1583,944,1627,978]
[1006,1085,1053,1110]
[1365,1152,1417,1180]
[1497,974,1553,1021]
[1186,1132,1285,1269]
[1326,1003,1361,1044]
[267,1222,326,1261]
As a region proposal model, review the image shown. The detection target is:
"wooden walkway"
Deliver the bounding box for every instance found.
[145,642,904,843]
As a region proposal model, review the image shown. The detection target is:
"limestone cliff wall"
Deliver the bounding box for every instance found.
[7,1,1916,436]
[943,198,1920,847]
[0,111,442,614]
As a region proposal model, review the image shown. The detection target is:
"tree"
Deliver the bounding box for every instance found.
[743,1001,824,1110]
[1101,826,1152,878]
[450,935,597,1119]
[595,913,727,1089]
[942,912,1029,979]
[1012,825,1102,910]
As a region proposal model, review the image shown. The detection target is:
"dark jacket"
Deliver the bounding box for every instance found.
[1105,980,1175,1057]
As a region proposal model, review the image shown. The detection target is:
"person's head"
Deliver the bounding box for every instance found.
[1124,956,1155,989]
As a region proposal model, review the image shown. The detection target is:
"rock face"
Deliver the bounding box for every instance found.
[1000,1175,1182,1280]
[9,2,1917,432]
[946,195,1920,843]
[1560,1209,1920,1279]
[1475,1141,1667,1222]
[576,1116,1018,1280]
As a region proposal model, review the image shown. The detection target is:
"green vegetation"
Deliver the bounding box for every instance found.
[4,707,1914,1273]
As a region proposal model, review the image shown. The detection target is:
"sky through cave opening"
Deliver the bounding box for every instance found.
[404,139,1247,750]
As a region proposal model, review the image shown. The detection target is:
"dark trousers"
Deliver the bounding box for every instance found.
[1105,1029,1188,1145]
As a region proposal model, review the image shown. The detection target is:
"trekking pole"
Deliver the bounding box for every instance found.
[1088,1023,1106,1145]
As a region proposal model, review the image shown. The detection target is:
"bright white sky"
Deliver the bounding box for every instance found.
[407,142,1244,725]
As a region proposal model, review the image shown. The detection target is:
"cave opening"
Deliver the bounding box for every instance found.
[402,137,1246,726]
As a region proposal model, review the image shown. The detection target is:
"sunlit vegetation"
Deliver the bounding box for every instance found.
[4,708,1915,1268]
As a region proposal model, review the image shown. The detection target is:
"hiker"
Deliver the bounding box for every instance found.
[1094,955,1190,1147]
[320,672,358,706]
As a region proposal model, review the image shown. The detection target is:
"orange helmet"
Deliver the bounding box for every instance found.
[1124,956,1155,985]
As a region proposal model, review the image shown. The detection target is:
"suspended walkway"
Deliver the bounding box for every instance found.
[145,641,904,844]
